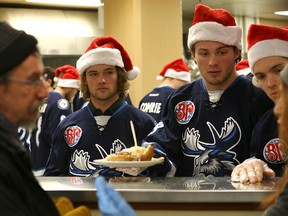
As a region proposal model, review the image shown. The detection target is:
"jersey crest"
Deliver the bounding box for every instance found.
[182,117,241,176]
[175,101,195,124]
[57,99,69,110]
[70,149,96,176]
[69,140,127,177]
[263,138,285,164]
[64,126,82,147]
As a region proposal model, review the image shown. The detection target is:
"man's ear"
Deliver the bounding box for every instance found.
[190,51,196,62]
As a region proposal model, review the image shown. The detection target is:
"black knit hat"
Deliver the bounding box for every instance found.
[0,22,38,75]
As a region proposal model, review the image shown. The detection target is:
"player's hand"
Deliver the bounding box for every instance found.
[231,157,275,184]
[95,176,136,216]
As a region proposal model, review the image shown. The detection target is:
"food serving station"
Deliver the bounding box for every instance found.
[38,176,279,212]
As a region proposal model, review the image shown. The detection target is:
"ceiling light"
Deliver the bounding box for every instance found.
[25,0,103,7]
[274,11,288,16]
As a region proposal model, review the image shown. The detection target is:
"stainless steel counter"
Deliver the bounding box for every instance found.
[37,176,279,206]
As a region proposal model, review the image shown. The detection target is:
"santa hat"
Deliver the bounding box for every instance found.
[236,59,251,76]
[187,4,242,50]
[247,24,288,71]
[54,65,80,88]
[76,36,140,80]
[156,58,191,82]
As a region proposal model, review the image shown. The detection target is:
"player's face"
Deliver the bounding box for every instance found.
[85,64,119,104]
[0,54,48,129]
[193,41,240,91]
[253,57,288,103]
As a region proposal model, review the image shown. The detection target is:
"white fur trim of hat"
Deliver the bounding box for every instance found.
[57,79,80,89]
[156,68,191,82]
[76,48,124,74]
[187,22,242,50]
[248,39,288,71]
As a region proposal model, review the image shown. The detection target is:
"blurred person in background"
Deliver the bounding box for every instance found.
[30,64,80,176]
[139,58,191,122]
[18,66,55,152]
[231,24,288,184]
[236,59,253,79]
[43,66,56,92]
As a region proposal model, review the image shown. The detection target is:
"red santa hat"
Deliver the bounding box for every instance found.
[247,24,288,71]
[236,59,251,76]
[187,4,242,50]
[156,58,191,82]
[54,65,80,88]
[76,36,140,80]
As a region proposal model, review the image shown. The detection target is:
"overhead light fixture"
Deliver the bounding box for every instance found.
[274,11,288,16]
[25,0,103,7]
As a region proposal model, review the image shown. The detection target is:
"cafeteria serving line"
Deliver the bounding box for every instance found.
[38,176,279,215]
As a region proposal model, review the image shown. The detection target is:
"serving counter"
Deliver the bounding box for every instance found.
[37,176,279,212]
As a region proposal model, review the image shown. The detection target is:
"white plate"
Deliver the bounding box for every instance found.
[93,157,164,168]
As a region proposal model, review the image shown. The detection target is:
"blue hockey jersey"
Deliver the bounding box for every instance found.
[30,92,72,175]
[44,101,156,177]
[145,76,274,177]
[139,86,175,122]
[250,108,285,176]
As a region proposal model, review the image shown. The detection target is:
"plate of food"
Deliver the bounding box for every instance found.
[93,145,164,176]
[94,157,164,168]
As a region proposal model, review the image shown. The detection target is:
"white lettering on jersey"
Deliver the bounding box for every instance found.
[149,93,159,97]
[38,103,47,113]
[140,102,162,114]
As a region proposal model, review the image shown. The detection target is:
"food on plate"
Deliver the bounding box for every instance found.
[106,145,155,161]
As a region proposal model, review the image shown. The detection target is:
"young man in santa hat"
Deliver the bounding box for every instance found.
[231,25,288,184]
[44,36,156,177]
[139,58,191,122]
[31,64,80,176]
[143,4,273,178]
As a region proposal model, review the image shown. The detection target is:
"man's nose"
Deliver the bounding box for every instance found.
[37,82,49,99]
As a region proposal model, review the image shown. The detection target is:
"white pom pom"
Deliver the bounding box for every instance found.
[156,75,164,81]
[53,77,59,83]
[127,66,140,80]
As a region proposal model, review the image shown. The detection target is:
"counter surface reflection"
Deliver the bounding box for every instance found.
[38,176,279,204]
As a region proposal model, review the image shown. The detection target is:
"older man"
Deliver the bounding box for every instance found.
[0,22,59,215]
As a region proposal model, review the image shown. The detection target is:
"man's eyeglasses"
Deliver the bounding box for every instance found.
[6,76,45,87]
